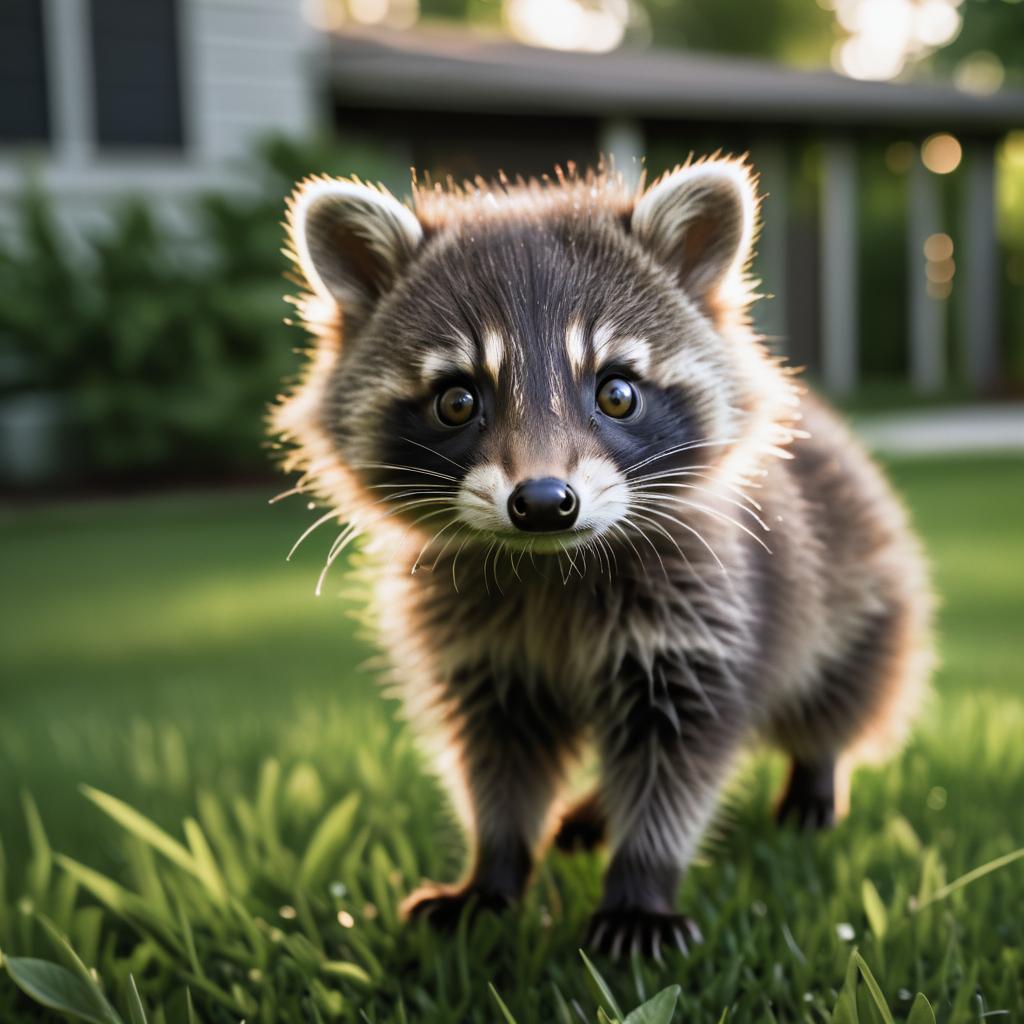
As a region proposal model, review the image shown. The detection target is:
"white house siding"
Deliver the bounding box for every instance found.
[0,0,324,242]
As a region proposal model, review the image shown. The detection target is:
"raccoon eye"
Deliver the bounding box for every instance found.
[435,385,477,427]
[596,376,638,419]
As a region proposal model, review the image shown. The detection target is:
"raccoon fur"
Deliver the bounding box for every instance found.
[272,159,933,958]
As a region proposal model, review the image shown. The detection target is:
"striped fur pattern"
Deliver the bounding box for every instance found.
[271,159,933,956]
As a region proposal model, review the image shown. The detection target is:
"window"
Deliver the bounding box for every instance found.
[0,0,50,144]
[89,0,184,149]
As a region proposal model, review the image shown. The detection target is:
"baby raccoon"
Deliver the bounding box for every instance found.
[272,159,932,958]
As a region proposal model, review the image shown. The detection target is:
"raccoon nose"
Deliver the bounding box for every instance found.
[507,478,579,532]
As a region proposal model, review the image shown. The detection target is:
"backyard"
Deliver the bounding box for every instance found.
[1,452,1022,1022]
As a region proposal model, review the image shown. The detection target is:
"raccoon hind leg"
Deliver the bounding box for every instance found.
[770,600,928,830]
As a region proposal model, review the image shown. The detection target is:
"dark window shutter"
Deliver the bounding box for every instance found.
[0,0,50,144]
[90,0,184,149]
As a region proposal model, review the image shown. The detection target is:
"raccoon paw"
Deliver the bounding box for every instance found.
[553,794,606,853]
[585,908,703,963]
[401,883,511,930]
[775,757,837,831]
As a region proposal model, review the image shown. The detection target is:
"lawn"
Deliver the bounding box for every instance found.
[1,455,1022,1023]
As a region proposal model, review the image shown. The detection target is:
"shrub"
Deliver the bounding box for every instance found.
[0,136,402,486]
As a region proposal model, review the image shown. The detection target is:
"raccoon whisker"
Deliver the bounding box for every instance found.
[623,437,743,476]
[627,503,727,574]
[410,511,466,574]
[365,481,452,491]
[268,485,305,505]
[625,509,688,565]
[639,496,773,554]
[628,468,764,511]
[620,513,671,581]
[633,483,770,529]
[480,538,499,596]
[287,508,343,561]
[560,540,584,581]
[450,529,475,593]
[609,521,648,577]
[507,542,522,582]
[425,523,470,573]
[352,462,460,484]
[627,463,717,482]
[399,436,468,472]
[596,532,620,575]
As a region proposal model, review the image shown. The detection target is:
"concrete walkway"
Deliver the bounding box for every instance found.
[853,404,1024,456]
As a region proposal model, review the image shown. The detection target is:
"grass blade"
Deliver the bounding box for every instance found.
[80,787,196,877]
[489,982,519,1024]
[624,985,681,1024]
[861,879,888,941]
[906,993,936,1024]
[125,975,149,1024]
[853,952,895,1024]
[911,846,1024,911]
[298,793,360,890]
[580,949,624,1022]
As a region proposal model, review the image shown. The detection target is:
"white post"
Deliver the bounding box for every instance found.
[820,138,859,396]
[42,0,94,166]
[599,117,645,191]
[960,139,1000,394]
[908,149,945,394]
[751,139,788,353]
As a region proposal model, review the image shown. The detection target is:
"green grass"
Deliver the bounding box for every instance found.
[1,455,1022,1023]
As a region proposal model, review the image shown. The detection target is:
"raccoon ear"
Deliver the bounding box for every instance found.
[631,160,756,310]
[288,178,423,324]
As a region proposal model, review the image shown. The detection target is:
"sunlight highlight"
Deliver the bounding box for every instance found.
[824,0,964,81]
[503,0,630,53]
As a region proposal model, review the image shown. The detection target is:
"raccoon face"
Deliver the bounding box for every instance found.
[282,162,762,555]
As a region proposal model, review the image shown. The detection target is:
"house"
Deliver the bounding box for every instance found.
[0,0,322,238]
[3,4,1023,396]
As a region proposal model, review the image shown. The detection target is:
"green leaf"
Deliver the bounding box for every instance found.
[624,985,681,1024]
[298,793,360,890]
[3,957,116,1024]
[853,953,895,1024]
[861,879,888,941]
[126,975,149,1024]
[906,993,936,1024]
[37,915,123,1024]
[489,982,519,1024]
[580,949,625,1022]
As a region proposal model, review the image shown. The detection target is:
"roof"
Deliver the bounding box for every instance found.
[328,26,1024,134]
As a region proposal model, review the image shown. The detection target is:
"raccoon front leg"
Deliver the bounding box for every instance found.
[587,653,745,960]
[403,672,572,928]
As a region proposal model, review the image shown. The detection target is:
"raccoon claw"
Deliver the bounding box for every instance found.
[585,908,703,962]
[401,883,510,930]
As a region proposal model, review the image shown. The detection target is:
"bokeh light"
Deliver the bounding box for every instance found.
[924,232,954,262]
[954,51,1006,95]
[302,0,419,31]
[921,133,963,174]
[503,0,631,53]
[823,0,964,81]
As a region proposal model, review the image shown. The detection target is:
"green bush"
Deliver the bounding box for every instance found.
[0,137,402,485]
